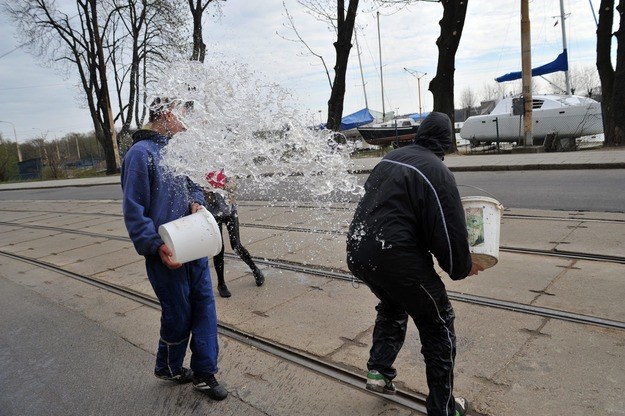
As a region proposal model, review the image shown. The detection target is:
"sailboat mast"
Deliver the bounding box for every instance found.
[354,30,369,110]
[559,0,572,94]
[377,12,386,120]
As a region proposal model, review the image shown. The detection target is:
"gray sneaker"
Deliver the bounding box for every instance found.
[193,374,228,401]
[365,370,396,395]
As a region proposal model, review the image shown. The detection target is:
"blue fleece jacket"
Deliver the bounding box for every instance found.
[121,130,205,256]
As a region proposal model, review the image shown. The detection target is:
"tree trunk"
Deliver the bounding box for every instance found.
[189,0,207,62]
[326,0,359,132]
[597,0,616,146]
[429,0,469,152]
[89,0,121,174]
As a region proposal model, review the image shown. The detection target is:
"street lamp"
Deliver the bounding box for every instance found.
[0,120,22,162]
[403,68,427,120]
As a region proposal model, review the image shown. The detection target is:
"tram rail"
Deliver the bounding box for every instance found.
[1,221,624,331]
[0,249,430,415]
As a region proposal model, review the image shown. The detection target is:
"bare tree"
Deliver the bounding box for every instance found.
[5,0,121,173]
[375,0,469,150]
[188,0,224,62]
[547,65,601,97]
[106,0,188,149]
[597,0,625,147]
[287,0,360,131]
[459,86,476,119]
[278,2,333,89]
[481,82,502,102]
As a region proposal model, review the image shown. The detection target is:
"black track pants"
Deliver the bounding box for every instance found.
[350,253,458,416]
[213,211,258,286]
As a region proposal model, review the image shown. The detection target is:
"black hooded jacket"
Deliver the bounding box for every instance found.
[347,112,472,280]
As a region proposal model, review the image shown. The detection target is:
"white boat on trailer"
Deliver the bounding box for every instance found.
[459,94,603,145]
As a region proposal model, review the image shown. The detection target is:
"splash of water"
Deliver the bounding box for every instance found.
[151,60,363,201]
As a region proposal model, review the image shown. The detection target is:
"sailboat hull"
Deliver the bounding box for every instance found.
[460,95,603,143]
[357,125,419,146]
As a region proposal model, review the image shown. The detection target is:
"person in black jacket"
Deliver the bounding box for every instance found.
[346,112,483,416]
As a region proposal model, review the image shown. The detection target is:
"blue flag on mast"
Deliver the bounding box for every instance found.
[495,49,569,83]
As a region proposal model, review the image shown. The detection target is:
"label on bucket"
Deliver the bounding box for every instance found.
[465,207,485,248]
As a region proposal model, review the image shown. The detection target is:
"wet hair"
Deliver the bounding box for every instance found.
[148,97,174,123]
[148,98,195,122]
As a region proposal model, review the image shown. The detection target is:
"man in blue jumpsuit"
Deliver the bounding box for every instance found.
[347,112,483,416]
[121,98,227,401]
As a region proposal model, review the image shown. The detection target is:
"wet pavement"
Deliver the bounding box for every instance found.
[1,149,624,415]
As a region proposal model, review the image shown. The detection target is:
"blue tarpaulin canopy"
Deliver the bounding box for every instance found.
[408,112,431,122]
[495,49,569,83]
[339,108,374,130]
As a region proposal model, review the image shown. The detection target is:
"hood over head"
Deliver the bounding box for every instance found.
[413,112,452,160]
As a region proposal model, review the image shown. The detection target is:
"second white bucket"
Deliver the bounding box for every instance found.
[158,207,223,264]
[461,196,504,269]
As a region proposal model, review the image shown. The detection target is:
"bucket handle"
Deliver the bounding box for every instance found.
[457,184,504,210]
[458,184,499,200]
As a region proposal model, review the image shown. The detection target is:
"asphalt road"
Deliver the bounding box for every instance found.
[0,169,622,212]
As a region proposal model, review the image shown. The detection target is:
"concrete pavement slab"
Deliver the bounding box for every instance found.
[9,212,67,224]
[38,239,131,267]
[62,246,140,276]
[240,205,351,233]
[4,234,108,259]
[499,217,570,250]
[0,228,61,248]
[215,266,322,327]
[235,278,378,357]
[532,260,625,322]
[476,319,625,416]
[225,227,286,253]
[247,231,318,262]
[451,252,573,305]
[562,221,625,257]
[78,218,128,237]
[91,258,147,288]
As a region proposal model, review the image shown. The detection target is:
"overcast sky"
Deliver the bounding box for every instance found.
[0,0,602,143]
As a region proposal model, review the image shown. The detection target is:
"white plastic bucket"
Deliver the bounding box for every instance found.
[461,196,504,269]
[158,207,222,263]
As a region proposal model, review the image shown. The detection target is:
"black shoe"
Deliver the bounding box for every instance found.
[154,367,194,384]
[253,268,265,286]
[193,374,228,401]
[217,284,231,298]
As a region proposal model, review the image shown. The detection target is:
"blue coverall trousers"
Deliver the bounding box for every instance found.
[145,255,219,377]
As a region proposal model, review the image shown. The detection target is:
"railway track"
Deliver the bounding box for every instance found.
[1,217,624,266]
[1,220,624,331]
[3,204,625,224]
[0,249,431,415]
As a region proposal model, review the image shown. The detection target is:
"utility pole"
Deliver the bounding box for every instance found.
[521,0,533,146]
[0,120,22,162]
[75,135,81,160]
[404,68,427,119]
[377,12,385,120]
